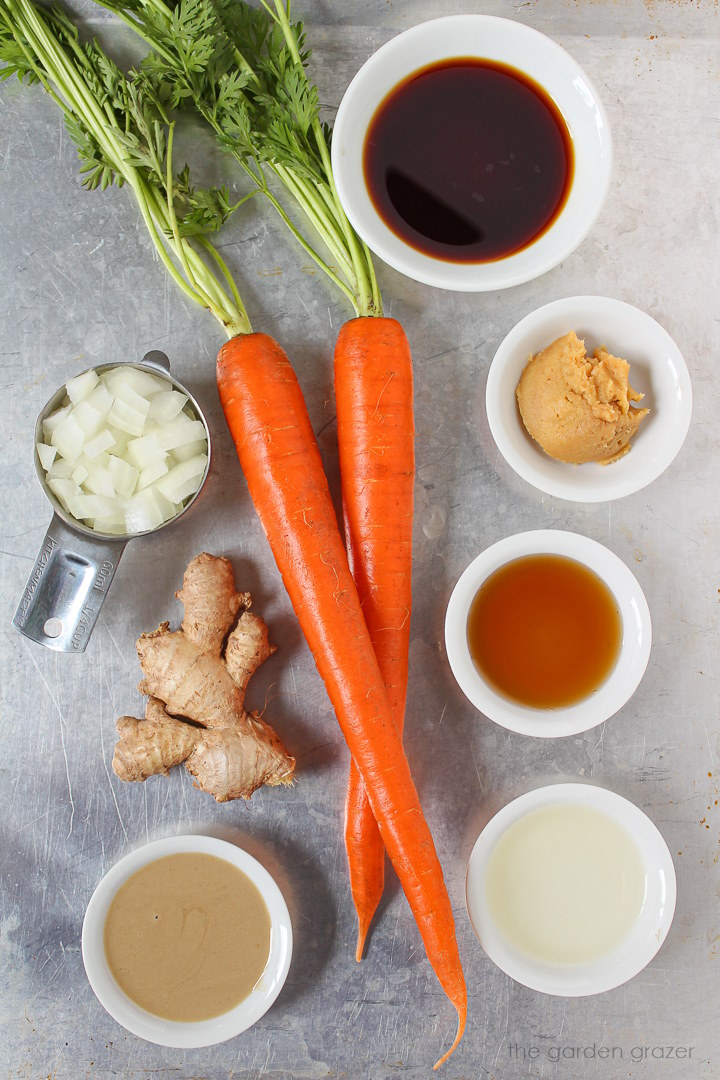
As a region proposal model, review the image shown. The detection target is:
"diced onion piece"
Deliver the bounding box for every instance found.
[94,519,127,536]
[108,426,131,454]
[72,400,106,438]
[48,477,82,510]
[66,368,99,405]
[91,502,126,533]
[170,437,208,463]
[42,403,72,440]
[154,489,181,523]
[86,383,114,419]
[124,488,166,533]
[114,381,152,417]
[36,443,57,471]
[137,459,169,491]
[107,396,147,437]
[105,366,170,400]
[87,451,111,469]
[147,390,188,423]
[125,432,166,470]
[84,463,115,498]
[155,417,206,451]
[107,455,138,500]
[155,453,207,504]
[51,413,86,462]
[48,458,75,480]
[83,429,116,460]
[71,464,89,486]
[68,493,117,521]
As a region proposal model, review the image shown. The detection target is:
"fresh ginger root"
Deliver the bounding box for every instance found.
[112,553,295,801]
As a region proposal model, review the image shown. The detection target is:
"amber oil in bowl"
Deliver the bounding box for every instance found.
[467,553,622,709]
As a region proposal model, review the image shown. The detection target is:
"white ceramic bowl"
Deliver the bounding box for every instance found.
[82,835,293,1047]
[332,15,612,291]
[465,783,676,995]
[444,530,651,737]
[486,295,693,501]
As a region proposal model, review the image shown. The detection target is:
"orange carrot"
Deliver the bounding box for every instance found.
[334,317,415,961]
[217,333,465,1069]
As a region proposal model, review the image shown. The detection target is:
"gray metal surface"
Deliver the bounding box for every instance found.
[1,2,718,1077]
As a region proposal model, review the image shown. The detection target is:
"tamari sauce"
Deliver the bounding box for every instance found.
[363,58,574,263]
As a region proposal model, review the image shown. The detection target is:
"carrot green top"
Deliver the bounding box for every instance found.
[0,0,253,337]
[87,0,384,317]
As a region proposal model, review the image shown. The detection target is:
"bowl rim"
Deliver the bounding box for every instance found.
[485,295,693,502]
[465,782,677,995]
[444,529,652,737]
[81,834,293,1047]
[331,14,613,291]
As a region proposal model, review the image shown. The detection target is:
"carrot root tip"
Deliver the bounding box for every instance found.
[432,1009,466,1070]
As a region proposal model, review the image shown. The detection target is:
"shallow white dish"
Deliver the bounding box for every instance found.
[444,529,651,738]
[332,15,612,291]
[465,783,676,995]
[82,834,292,1047]
[486,295,693,501]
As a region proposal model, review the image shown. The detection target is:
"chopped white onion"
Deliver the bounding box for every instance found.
[147,390,188,423]
[124,488,166,533]
[107,455,138,500]
[104,366,169,400]
[155,453,208,504]
[48,477,81,510]
[42,402,72,440]
[51,413,86,463]
[86,383,114,419]
[155,417,207,451]
[47,458,75,481]
[84,463,115,498]
[107,396,147,438]
[67,492,117,521]
[66,368,99,405]
[72,400,106,439]
[40,364,208,533]
[71,464,89,486]
[137,459,169,491]
[36,443,57,471]
[125,432,166,470]
[172,437,209,463]
[83,429,116,460]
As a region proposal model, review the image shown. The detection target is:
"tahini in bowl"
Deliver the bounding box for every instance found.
[82,834,292,1047]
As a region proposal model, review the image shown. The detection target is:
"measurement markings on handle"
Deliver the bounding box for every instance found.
[15,537,58,626]
[93,560,116,592]
[72,601,101,650]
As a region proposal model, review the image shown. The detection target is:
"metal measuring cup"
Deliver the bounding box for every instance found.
[13,351,211,654]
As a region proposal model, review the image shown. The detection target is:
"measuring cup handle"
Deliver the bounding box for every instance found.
[13,514,129,653]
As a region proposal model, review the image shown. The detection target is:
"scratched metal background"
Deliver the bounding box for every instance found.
[1,1,719,1077]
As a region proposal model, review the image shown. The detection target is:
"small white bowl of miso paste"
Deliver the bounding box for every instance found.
[465,783,676,995]
[82,835,293,1046]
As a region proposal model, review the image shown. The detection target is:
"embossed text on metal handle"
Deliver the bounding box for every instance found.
[13,514,128,653]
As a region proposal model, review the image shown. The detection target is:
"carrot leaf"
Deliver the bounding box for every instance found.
[89,0,382,316]
[0,0,252,337]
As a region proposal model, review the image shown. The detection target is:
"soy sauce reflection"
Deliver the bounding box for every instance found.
[363,58,574,264]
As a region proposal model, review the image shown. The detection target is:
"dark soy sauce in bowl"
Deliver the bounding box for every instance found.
[363,58,574,264]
